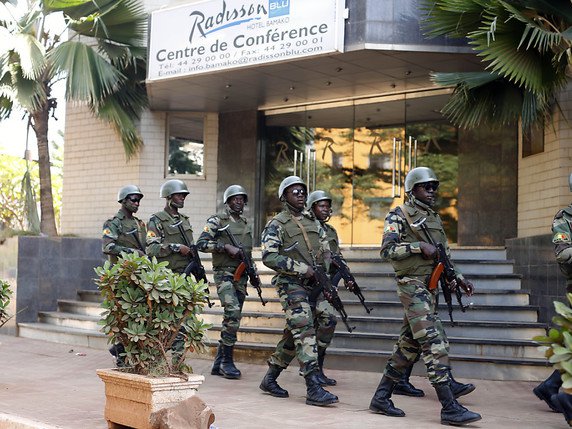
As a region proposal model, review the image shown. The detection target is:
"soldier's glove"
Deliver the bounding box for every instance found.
[457,278,475,296]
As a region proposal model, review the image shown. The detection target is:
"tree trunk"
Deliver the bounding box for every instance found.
[31,107,58,237]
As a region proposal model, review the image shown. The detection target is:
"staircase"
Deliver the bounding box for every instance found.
[17,247,551,381]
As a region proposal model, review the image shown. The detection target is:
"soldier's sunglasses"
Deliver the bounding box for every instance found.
[289,189,306,196]
[127,196,142,203]
[417,182,439,192]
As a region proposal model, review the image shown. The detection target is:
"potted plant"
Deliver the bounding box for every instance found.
[534,293,572,391]
[95,252,211,429]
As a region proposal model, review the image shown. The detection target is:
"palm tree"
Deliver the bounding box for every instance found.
[422,0,571,132]
[0,0,148,236]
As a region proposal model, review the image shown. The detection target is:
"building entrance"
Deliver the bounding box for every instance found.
[261,91,460,246]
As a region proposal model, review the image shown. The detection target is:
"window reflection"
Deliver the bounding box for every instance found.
[167,113,204,177]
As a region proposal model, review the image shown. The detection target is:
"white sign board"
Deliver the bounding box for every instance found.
[148,0,345,81]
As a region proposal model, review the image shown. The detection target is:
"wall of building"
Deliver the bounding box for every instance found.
[518,84,572,237]
[457,125,518,245]
[61,106,219,238]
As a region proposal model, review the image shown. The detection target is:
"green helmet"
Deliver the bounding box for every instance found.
[404,167,439,193]
[307,190,331,208]
[223,185,248,204]
[160,179,189,198]
[278,175,307,198]
[117,185,143,202]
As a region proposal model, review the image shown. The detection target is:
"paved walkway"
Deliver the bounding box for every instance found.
[0,334,566,428]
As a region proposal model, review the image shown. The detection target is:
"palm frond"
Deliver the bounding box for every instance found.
[10,33,45,79]
[93,96,143,158]
[49,40,124,102]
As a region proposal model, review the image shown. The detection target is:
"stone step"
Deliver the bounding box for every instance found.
[235,298,538,322]
[205,324,544,359]
[17,322,108,350]
[200,311,548,340]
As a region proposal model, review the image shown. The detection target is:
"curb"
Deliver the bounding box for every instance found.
[0,413,63,429]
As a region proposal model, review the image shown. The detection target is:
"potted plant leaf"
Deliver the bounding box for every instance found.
[0,279,12,328]
[533,293,572,391]
[95,252,211,429]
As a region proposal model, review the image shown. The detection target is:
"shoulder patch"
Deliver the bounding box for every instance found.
[147,230,157,239]
[384,224,398,234]
[554,232,570,243]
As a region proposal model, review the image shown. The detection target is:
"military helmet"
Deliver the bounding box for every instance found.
[223,185,248,204]
[307,190,331,208]
[278,175,307,198]
[117,185,143,202]
[404,167,439,193]
[160,179,189,198]
[569,173,572,192]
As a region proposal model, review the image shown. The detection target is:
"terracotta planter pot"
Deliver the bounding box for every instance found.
[97,368,205,429]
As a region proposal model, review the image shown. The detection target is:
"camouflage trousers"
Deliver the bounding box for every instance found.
[214,269,247,347]
[267,278,337,376]
[384,276,450,385]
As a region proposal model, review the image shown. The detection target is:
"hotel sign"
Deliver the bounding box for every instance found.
[148,0,345,80]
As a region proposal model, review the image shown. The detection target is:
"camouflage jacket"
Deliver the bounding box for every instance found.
[381,200,462,279]
[146,209,194,273]
[261,209,330,280]
[552,205,572,281]
[102,210,146,262]
[196,209,253,269]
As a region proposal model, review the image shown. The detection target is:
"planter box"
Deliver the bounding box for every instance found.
[97,368,205,429]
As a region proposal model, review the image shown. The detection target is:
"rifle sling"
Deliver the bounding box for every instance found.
[289,215,317,266]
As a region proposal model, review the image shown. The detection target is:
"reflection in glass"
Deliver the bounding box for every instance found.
[167,113,204,177]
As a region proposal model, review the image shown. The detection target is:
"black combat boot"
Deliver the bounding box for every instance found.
[369,376,406,417]
[220,344,241,379]
[551,393,572,427]
[109,343,126,368]
[316,347,337,386]
[259,364,289,398]
[533,370,563,412]
[305,370,339,406]
[210,343,224,376]
[393,365,424,397]
[448,369,476,399]
[435,382,482,426]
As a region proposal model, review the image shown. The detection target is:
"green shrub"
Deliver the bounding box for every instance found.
[95,252,211,377]
[534,293,572,391]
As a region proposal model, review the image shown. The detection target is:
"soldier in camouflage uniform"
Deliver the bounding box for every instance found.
[196,185,252,380]
[305,190,342,386]
[102,185,147,367]
[146,179,195,363]
[259,176,338,407]
[533,173,572,422]
[102,185,146,263]
[369,167,481,426]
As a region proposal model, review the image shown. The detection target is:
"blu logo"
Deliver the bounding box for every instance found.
[269,0,289,18]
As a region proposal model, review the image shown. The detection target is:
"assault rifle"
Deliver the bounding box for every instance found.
[313,264,355,332]
[411,218,468,324]
[220,225,267,306]
[171,220,214,308]
[285,241,355,332]
[330,254,372,314]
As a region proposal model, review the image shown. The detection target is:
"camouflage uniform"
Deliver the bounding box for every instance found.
[553,205,572,290]
[102,210,146,263]
[316,222,339,348]
[196,209,251,346]
[261,209,331,376]
[146,210,194,274]
[381,200,464,385]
